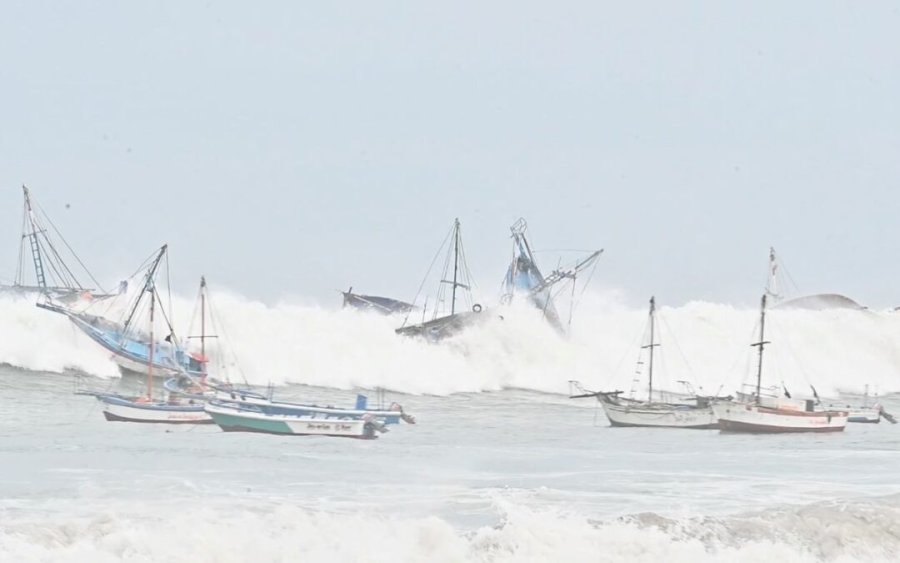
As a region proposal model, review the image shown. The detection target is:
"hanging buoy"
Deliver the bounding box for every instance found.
[472,303,483,313]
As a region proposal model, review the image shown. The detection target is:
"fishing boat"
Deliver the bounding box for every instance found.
[1,185,117,303]
[75,269,213,424]
[821,386,896,424]
[570,297,721,429]
[711,294,849,433]
[341,287,414,315]
[37,245,204,378]
[396,218,486,341]
[766,247,865,311]
[501,218,602,332]
[205,400,386,439]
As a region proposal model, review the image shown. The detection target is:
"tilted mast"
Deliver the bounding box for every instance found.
[450,219,460,315]
[122,245,168,336]
[21,185,47,290]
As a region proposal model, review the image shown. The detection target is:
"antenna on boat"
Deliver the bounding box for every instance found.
[641,296,660,403]
[750,294,770,405]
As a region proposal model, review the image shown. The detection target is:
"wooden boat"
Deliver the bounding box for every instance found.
[341,288,414,315]
[74,261,213,424]
[501,218,603,333]
[1,185,116,303]
[205,400,385,439]
[712,294,849,433]
[85,392,211,424]
[570,297,721,429]
[396,218,488,341]
[38,245,205,378]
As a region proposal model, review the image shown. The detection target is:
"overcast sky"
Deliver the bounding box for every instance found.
[1,2,898,309]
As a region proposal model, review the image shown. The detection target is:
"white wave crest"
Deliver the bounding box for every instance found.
[2,496,898,563]
[3,289,900,396]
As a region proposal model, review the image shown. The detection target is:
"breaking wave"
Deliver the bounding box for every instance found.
[2,495,899,562]
[2,289,900,396]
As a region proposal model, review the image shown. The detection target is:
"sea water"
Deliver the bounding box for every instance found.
[2,294,900,562]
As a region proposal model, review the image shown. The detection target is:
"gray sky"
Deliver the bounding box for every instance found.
[2,1,898,308]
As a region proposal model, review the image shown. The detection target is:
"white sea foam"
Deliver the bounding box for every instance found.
[3,289,900,397]
[1,496,897,563]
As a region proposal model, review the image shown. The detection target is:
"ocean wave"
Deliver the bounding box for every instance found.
[2,495,898,562]
[3,290,900,397]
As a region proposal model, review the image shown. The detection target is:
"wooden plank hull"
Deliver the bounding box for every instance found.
[601,401,719,429]
[712,402,848,433]
[99,396,213,424]
[205,403,379,439]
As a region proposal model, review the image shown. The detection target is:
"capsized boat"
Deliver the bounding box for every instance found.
[569,297,723,429]
[205,400,386,439]
[1,185,117,303]
[342,287,414,315]
[711,294,849,433]
[501,218,602,332]
[396,218,487,341]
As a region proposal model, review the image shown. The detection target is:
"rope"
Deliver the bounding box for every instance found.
[399,222,455,328]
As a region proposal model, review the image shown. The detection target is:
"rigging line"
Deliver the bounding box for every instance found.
[35,200,106,292]
[36,221,82,287]
[205,286,249,385]
[769,309,815,390]
[399,222,455,328]
[165,251,174,333]
[657,314,697,380]
[573,257,599,311]
[599,319,645,392]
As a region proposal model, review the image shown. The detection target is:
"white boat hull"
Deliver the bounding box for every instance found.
[712,402,848,433]
[601,402,718,429]
[101,399,212,424]
[847,407,881,423]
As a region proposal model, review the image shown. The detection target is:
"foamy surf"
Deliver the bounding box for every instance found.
[1,495,897,563]
[3,290,900,396]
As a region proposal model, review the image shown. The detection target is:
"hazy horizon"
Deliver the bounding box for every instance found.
[2,2,898,309]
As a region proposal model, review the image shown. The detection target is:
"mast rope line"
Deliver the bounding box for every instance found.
[399,223,455,328]
[34,199,105,292]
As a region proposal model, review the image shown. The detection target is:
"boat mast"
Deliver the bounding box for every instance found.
[122,245,167,335]
[451,218,460,315]
[200,276,207,357]
[147,287,155,399]
[22,185,47,291]
[642,296,660,403]
[751,294,770,405]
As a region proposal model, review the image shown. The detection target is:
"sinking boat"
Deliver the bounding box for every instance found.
[205,400,386,439]
[766,247,865,311]
[396,218,487,341]
[711,294,849,433]
[570,297,721,429]
[501,218,602,332]
[342,288,414,315]
[1,185,117,303]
